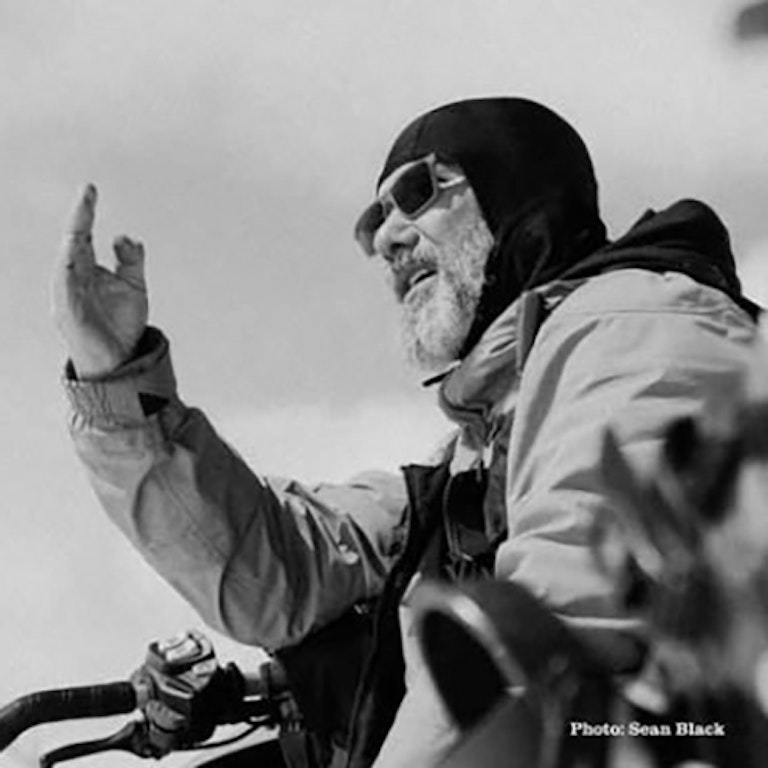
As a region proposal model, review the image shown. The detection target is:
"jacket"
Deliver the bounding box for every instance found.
[63,203,759,767]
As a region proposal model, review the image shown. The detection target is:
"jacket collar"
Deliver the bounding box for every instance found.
[438,280,583,439]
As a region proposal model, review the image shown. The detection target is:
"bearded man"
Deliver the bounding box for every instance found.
[52,98,760,767]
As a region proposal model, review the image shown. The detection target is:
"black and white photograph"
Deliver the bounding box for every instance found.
[2,2,768,766]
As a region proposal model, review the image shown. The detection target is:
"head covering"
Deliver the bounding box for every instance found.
[379,97,609,353]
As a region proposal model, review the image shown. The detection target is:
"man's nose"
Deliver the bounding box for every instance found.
[373,209,419,263]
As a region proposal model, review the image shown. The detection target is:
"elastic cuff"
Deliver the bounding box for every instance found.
[63,327,177,424]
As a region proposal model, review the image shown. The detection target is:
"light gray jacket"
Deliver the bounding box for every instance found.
[65,269,757,766]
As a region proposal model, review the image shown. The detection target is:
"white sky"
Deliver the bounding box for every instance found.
[1,1,768,765]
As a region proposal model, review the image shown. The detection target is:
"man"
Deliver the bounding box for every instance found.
[52,97,760,767]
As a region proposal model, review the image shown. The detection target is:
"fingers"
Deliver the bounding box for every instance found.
[70,183,97,237]
[62,184,98,271]
[114,236,146,289]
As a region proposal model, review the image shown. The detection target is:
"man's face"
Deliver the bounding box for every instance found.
[368,157,494,371]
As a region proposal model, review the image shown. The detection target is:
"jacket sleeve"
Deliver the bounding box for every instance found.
[496,274,757,672]
[64,328,409,650]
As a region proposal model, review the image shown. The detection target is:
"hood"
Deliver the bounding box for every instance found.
[379,97,602,236]
[378,97,609,354]
[562,198,760,320]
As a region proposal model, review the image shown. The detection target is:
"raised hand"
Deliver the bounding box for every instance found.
[52,185,149,378]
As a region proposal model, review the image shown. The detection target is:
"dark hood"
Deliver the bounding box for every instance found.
[379,97,610,353]
[379,97,601,236]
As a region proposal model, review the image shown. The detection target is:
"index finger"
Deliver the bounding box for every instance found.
[69,183,97,237]
[63,183,98,268]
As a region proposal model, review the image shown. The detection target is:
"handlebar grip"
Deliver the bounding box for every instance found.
[0,681,136,751]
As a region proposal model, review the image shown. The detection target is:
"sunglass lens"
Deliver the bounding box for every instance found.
[354,201,385,255]
[392,161,435,216]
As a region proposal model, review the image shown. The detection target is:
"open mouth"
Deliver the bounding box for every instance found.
[397,263,437,301]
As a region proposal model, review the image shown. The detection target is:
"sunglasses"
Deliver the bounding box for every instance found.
[354,154,466,256]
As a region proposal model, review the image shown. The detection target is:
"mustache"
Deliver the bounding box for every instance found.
[389,249,439,302]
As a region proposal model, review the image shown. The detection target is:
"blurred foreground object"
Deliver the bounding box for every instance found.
[411,579,614,768]
[596,333,768,766]
[735,1,768,40]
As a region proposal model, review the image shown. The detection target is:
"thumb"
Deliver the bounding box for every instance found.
[113,236,146,289]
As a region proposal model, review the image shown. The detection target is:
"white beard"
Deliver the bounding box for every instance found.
[399,217,494,371]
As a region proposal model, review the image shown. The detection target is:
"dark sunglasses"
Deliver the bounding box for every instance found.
[354,154,466,256]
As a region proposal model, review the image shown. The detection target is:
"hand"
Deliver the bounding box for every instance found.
[52,185,149,378]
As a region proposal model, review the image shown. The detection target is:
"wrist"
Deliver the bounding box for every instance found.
[68,328,159,380]
[69,344,129,380]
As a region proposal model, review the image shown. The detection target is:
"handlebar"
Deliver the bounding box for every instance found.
[0,682,136,750]
[0,630,299,766]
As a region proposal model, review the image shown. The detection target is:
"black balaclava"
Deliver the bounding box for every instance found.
[379,97,608,355]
